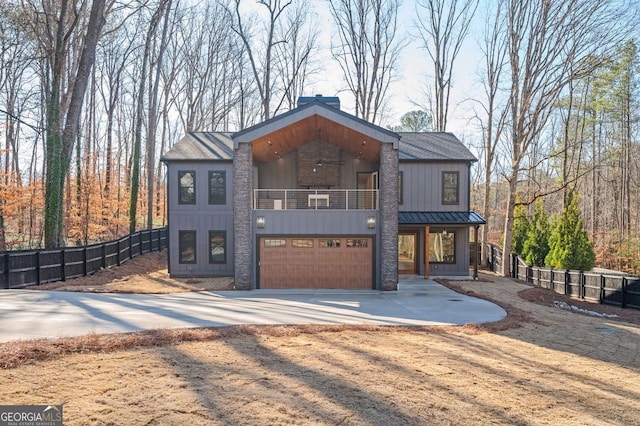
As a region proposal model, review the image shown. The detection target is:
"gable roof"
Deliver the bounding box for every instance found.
[398,132,477,162]
[160,132,233,162]
[161,110,477,163]
[232,99,399,146]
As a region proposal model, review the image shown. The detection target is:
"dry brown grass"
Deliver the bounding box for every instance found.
[3,255,640,425]
[0,324,483,370]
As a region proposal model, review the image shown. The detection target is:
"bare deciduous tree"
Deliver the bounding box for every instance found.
[500,0,632,276]
[39,0,107,248]
[416,0,478,131]
[329,0,404,123]
[474,0,508,265]
[273,2,320,111]
[129,0,172,234]
[230,0,290,121]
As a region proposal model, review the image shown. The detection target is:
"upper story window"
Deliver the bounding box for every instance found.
[209,171,226,204]
[179,171,196,204]
[442,171,459,205]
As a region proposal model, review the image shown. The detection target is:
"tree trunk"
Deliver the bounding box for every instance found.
[44,0,107,248]
[129,0,169,234]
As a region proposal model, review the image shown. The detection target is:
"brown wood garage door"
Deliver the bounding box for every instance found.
[259,237,373,289]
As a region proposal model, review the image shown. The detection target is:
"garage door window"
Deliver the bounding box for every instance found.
[292,239,313,248]
[347,239,368,248]
[319,239,341,248]
[264,239,286,247]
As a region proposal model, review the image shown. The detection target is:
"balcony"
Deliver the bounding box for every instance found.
[254,189,379,210]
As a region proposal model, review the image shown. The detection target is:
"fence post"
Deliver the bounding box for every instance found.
[61,249,66,282]
[579,271,585,300]
[511,254,517,279]
[564,270,569,296]
[117,240,121,266]
[488,245,493,271]
[2,253,8,289]
[101,243,106,269]
[622,277,627,309]
[35,251,41,286]
[600,275,606,304]
[83,247,88,277]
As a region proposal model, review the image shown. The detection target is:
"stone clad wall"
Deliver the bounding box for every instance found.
[380,142,399,291]
[233,142,253,290]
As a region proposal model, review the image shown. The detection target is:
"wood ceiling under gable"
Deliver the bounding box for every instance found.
[251,114,382,163]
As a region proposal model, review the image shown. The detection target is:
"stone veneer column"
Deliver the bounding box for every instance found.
[233,142,253,290]
[379,142,399,291]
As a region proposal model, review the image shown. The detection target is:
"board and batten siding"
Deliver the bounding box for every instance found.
[254,210,378,235]
[399,162,470,211]
[429,227,470,276]
[257,151,297,189]
[167,161,234,276]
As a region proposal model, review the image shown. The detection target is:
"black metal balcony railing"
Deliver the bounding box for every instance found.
[253,189,379,210]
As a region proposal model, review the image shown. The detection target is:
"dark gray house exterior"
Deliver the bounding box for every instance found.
[161,96,484,290]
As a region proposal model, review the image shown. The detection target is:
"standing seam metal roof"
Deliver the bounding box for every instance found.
[160,132,234,161]
[162,130,476,162]
[397,132,477,162]
[399,211,486,225]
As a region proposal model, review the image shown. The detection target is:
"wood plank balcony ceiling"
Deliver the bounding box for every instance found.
[251,115,382,164]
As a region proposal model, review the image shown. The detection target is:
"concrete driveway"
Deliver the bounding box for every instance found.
[0,276,506,342]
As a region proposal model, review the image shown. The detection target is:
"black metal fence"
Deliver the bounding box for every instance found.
[483,243,640,311]
[0,228,167,289]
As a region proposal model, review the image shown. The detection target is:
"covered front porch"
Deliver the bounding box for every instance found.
[398,211,486,279]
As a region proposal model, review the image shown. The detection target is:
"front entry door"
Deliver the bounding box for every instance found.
[398,234,417,274]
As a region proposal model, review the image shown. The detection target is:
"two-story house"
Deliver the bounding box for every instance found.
[161,96,485,290]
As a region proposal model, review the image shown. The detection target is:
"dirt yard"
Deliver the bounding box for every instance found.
[2,251,640,425]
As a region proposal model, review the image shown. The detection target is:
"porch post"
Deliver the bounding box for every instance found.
[233,142,253,290]
[474,225,479,280]
[424,226,430,279]
[379,143,398,291]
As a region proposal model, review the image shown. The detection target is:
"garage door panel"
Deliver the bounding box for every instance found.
[260,237,372,289]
